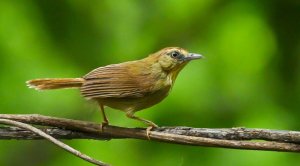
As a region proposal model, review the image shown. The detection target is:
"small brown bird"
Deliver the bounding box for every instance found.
[27,47,202,128]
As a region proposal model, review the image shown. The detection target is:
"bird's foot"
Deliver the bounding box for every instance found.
[99,121,109,132]
[146,124,158,140]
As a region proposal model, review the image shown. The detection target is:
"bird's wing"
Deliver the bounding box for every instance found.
[80,62,153,99]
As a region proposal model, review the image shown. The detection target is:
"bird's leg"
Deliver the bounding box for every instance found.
[126,111,158,127]
[126,111,158,139]
[99,103,109,131]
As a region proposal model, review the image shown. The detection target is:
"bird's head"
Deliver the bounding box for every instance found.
[150,47,203,80]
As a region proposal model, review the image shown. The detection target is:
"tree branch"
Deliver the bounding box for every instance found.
[0,114,300,153]
[0,118,109,166]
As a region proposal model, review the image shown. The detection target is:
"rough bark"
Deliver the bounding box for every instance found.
[0,114,300,153]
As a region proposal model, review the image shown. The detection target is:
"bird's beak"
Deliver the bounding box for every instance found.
[185,53,204,61]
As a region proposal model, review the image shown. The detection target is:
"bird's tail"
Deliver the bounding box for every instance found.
[26,78,85,90]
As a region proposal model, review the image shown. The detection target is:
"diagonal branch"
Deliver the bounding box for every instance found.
[0,114,300,153]
[0,118,109,166]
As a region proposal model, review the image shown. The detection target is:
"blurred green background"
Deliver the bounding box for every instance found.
[0,0,300,165]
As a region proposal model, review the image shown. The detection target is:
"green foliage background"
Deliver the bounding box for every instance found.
[0,0,300,165]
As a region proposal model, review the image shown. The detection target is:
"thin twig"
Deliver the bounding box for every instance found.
[0,118,109,166]
[0,114,300,153]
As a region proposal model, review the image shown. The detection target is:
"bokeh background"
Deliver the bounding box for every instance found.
[0,0,300,165]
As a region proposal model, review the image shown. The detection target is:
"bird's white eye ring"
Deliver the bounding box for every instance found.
[171,51,180,58]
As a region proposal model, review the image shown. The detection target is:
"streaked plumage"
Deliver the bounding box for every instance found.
[27,47,203,127]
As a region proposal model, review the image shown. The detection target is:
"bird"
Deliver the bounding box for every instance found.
[27,47,203,129]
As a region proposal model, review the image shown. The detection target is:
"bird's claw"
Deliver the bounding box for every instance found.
[99,121,109,132]
[146,125,158,140]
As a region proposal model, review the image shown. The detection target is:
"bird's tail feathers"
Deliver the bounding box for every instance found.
[26,78,85,90]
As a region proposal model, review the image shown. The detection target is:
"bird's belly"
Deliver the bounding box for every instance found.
[98,87,170,112]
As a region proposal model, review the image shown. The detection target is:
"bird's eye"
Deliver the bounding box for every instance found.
[171,51,180,58]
